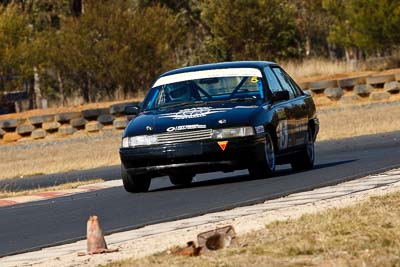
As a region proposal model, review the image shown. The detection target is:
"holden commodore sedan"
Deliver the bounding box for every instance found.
[120,61,319,192]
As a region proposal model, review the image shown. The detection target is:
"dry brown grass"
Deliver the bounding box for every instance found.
[281,57,400,82]
[0,101,399,180]
[0,178,104,198]
[0,134,121,180]
[282,58,359,81]
[102,191,400,267]
[317,102,400,141]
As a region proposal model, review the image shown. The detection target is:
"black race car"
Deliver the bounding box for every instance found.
[120,61,319,193]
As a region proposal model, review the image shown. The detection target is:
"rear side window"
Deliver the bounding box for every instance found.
[271,67,298,99]
[264,67,282,93]
[285,73,303,96]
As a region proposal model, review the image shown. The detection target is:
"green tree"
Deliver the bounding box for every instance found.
[324,0,400,59]
[0,4,33,92]
[200,0,299,61]
[49,0,185,102]
[291,0,330,57]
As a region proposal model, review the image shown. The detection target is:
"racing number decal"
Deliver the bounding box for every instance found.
[277,120,288,150]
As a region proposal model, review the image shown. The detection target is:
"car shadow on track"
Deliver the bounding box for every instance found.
[149,159,358,192]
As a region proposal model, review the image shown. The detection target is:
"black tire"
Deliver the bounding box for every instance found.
[169,174,194,186]
[248,132,276,178]
[121,165,151,193]
[290,128,315,171]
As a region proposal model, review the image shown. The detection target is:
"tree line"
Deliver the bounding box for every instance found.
[0,0,399,109]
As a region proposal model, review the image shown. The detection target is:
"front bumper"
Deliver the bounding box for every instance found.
[119,135,265,177]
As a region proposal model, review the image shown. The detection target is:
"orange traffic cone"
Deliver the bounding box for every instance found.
[87,215,108,254]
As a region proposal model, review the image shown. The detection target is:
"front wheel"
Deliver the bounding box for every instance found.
[121,165,151,193]
[290,128,315,171]
[248,132,276,178]
[169,174,194,186]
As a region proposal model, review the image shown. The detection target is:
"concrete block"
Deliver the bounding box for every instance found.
[384,81,400,93]
[97,114,115,125]
[370,91,391,101]
[338,76,366,88]
[31,129,46,139]
[0,128,5,137]
[81,108,109,119]
[308,79,338,91]
[85,121,103,132]
[354,84,374,97]
[3,132,22,142]
[28,114,55,125]
[113,117,128,129]
[17,124,35,135]
[110,102,140,115]
[70,117,87,128]
[55,112,81,123]
[324,87,343,100]
[367,74,395,85]
[0,118,25,129]
[58,124,76,135]
[42,121,60,131]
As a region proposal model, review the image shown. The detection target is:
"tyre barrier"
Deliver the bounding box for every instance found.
[338,76,367,88]
[366,74,395,86]
[1,69,400,143]
[0,104,137,142]
[298,71,400,108]
[308,79,338,92]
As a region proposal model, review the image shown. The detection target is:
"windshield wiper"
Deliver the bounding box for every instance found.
[204,96,258,104]
[227,96,258,102]
[158,100,205,110]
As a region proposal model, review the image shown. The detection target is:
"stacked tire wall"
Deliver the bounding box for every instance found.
[0,102,139,143]
[299,72,400,106]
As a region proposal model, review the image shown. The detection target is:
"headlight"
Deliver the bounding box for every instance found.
[212,127,254,139]
[121,135,157,148]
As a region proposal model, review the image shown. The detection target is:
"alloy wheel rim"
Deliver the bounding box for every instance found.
[265,135,275,170]
[307,131,315,162]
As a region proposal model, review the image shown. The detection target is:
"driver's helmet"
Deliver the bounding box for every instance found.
[166,83,191,102]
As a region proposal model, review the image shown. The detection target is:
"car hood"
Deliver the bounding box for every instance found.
[124,101,262,137]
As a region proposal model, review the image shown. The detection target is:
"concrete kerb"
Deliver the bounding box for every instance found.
[1,168,400,267]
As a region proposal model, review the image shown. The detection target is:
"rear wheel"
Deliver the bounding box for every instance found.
[248,132,276,178]
[290,128,315,171]
[169,174,194,186]
[121,165,151,193]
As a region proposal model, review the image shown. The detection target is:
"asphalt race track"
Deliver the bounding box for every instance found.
[0,131,400,257]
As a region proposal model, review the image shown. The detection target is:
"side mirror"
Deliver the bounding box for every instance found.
[272,91,290,102]
[124,105,140,115]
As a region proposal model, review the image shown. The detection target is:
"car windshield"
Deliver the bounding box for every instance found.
[143,68,265,110]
